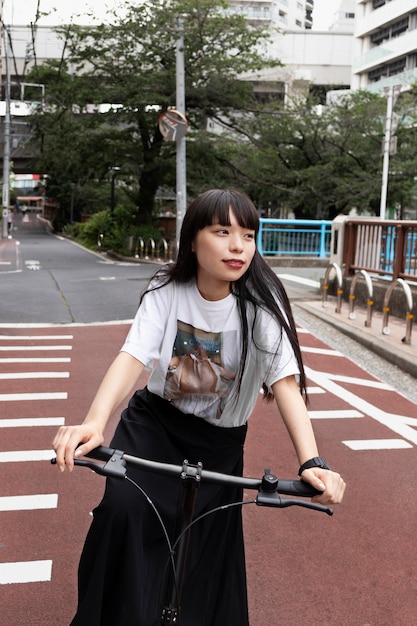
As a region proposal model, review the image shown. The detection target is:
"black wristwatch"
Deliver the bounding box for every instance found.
[298,456,330,476]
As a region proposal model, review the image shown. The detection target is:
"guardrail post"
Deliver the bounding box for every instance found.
[257,222,264,256]
[157,238,168,262]
[319,222,327,258]
[145,238,156,260]
[382,278,413,344]
[134,237,144,259]
[322,263,343,313]
[348,269,374,327]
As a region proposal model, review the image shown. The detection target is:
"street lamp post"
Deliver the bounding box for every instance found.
[380,84,401,220]
[110,167,121,214]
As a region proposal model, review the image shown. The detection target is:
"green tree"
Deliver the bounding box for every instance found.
[220,86,417,219]
[221,90,388,218]
[387,84,417,218]
[27,0,278,226]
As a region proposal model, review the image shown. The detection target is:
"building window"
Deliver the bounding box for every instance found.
[408,53,417,69]
[370,16,409,47]
[368,57,406,82]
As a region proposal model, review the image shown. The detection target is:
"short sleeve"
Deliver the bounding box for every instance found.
[121,285,172,368]
[254,308,300,388]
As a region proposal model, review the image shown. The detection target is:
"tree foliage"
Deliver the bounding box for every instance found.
[27,0,277,226]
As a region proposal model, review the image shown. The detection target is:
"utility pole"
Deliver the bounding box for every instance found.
[175,17,186,246]
[379,84,401,220]
[2,24,11,238]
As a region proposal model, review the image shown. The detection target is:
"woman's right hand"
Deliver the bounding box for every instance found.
[52,424,104,472]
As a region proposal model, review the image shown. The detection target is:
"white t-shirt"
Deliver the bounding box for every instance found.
[121,279,299,427]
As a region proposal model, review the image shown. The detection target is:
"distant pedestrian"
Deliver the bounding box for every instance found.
[7,209,13,237]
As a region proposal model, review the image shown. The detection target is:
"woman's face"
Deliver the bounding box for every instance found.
[192,209,256,301]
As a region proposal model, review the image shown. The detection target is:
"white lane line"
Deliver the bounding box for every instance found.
[277,274,321,288]
[306,366,417,446]
[0,358,71,363]
[0,372,69,380]
[0,335,73,340]
[0,392,67,402]
[306,386,325,395]
[0,494,58,511]
[343,439,413,450]
[0,417,65,428]
[0,560,53,584]
[309,409,364,419]
[0,345,72,351]
[301,346,344,356]
[323,373,394,390]
[0,320,131,328]
[0,450,54,462]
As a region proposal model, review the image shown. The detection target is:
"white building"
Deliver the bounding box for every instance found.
[242,29,353,104]
[352,0,417,92]
[2,14,354,105]
[328,0,356,32]
[227,0,314,30]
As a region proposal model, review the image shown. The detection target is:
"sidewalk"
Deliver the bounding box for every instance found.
[0,236,20,272]
[294,295,417,379]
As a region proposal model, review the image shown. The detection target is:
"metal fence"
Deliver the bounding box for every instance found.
[343,219,417,281]
[257,219,332,258]
[134,237,177,263]
[129,219,332,262]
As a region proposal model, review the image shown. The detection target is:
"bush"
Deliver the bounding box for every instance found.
[65,206,163,256]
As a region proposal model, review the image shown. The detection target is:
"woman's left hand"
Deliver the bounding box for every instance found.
[301,468,346,505]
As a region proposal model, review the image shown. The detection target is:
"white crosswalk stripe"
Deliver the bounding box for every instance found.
[0,331,71,586]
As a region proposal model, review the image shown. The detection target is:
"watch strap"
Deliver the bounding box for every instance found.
[298,456,330,476]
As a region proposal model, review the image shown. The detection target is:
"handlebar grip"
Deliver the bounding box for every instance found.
[85,445,116,462]
[277,479,322,498]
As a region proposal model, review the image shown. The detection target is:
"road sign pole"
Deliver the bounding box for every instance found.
[2,26,11,238]
[175,18,186,248]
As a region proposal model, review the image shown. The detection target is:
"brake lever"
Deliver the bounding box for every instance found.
[256,491,333,516]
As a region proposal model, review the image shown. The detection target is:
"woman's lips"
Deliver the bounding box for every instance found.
[224,259,244,269]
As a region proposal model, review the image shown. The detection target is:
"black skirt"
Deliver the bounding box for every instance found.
[71,388,249,626]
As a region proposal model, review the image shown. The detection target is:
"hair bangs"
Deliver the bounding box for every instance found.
[194,189,259,234]
[228,191,259,233]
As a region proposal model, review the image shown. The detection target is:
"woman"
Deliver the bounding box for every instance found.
[53,189,345,625]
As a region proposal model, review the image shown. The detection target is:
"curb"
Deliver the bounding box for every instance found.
[294,300,417,379]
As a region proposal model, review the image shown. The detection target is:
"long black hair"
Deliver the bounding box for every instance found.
[141,189,307,401]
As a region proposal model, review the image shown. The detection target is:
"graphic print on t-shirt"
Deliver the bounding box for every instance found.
[163,320,237,419]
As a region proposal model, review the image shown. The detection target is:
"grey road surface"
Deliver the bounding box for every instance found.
[0,213,158,324]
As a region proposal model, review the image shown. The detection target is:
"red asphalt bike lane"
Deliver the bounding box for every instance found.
[1,322,416,625]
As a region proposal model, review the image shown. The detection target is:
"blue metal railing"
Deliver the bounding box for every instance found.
[257,219,332,258]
